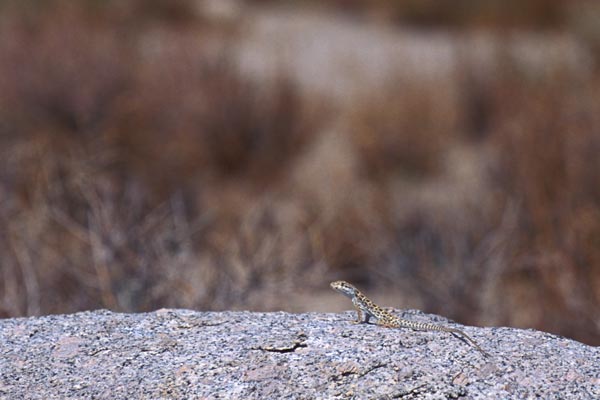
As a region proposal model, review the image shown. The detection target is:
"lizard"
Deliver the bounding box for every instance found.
[330,280,490,357]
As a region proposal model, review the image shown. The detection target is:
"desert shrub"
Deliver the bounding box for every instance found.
[485,67,600,342]
[349,78,459,180]
[0,1,324,316]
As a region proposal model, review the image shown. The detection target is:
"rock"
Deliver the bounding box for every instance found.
[1,309,598,399]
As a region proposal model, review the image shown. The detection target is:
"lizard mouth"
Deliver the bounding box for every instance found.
[330,281,353,296]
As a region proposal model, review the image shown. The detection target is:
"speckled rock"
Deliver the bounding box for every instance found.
[1,309,598,399]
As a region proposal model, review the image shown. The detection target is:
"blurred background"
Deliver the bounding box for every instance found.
[1,0,599,345]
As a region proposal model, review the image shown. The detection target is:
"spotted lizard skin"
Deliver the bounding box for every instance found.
[331,280,489,356]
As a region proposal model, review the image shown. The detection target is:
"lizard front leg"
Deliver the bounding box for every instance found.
[352,306,364,324]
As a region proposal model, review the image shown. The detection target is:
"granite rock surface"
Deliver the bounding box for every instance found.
[1,309,598,399]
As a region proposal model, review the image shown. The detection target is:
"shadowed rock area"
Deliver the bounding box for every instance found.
[1,309,598,399]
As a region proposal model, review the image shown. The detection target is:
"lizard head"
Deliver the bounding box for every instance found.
[330,280,358,298]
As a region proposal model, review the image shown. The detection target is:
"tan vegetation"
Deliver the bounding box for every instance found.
[0,0,598,344]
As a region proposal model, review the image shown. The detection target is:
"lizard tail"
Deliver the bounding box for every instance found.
[394,320,491,357]
[445,328,490,357]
